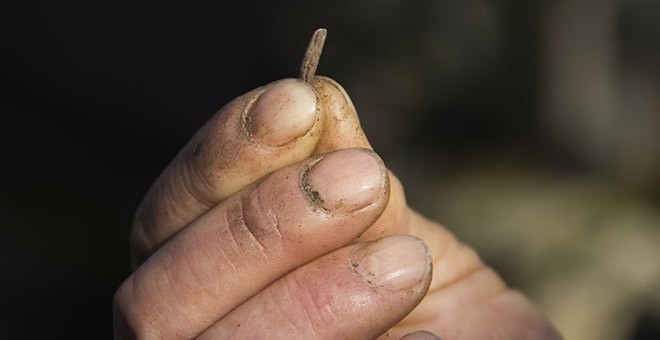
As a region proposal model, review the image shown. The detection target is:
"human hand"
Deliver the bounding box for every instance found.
[113,75,561,339]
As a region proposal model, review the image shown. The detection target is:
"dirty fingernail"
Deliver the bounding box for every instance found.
[246,78,317,146]
[304,148,385,213]
[350,235,431,291]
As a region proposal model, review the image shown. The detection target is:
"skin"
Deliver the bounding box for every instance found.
[114,76,563,339]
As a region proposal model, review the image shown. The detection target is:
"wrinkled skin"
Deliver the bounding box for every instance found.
[114,76,562,339]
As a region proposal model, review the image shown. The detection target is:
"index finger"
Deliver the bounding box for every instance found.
[131,78,322,266]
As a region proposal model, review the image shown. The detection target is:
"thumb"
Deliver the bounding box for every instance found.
[312,76,373,153]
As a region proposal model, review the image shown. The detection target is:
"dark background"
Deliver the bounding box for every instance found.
[2,0,659,339]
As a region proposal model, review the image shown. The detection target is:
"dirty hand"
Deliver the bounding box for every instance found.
[113,77,561,339]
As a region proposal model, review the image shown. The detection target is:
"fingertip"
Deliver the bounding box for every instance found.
[311,76,373,152]
[350,235,432,293]
[312,76,358,116]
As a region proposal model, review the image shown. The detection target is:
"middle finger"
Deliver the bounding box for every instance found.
[114,148,389,339]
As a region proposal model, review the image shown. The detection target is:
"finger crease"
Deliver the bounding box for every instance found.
[238,196,267,257]
[254,185,283,239]
[181,161,215,210]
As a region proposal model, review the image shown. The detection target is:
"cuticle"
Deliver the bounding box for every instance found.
[300,154,327,210]
[241,87,267,139]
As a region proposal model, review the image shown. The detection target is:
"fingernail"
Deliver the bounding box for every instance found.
[303,149,385,213]
[399,331,442,340]
[350,235,431,291]
[246,79,317,146]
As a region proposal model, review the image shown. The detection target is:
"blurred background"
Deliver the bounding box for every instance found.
[2,0,659,338]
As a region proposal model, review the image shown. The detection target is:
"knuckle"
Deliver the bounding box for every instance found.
[224,185,284,258]
[279,272,341,337]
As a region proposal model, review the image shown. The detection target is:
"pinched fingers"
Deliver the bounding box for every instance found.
[131,78,323,266]
[131,75,379,267]
[114,148,390,339]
